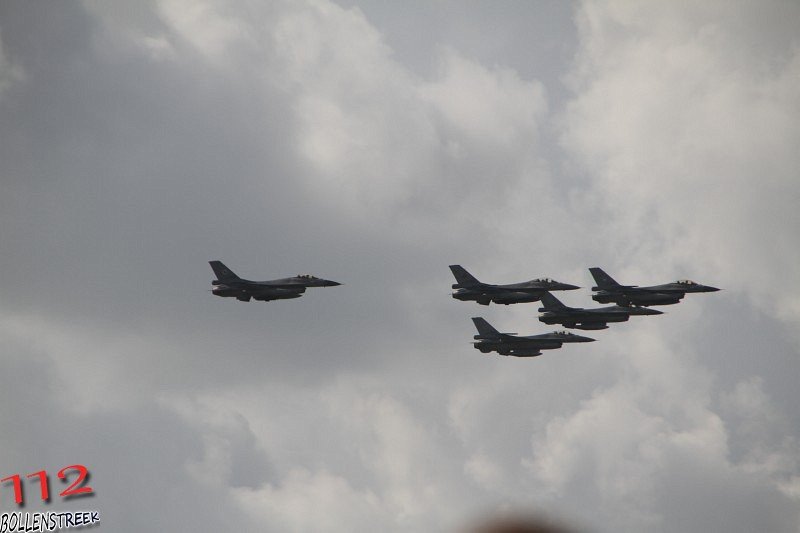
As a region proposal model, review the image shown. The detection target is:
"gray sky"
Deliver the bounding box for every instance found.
[1,1,799,531]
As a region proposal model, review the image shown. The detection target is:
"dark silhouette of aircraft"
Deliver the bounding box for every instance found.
[471,317,594,357]
[209,260,340,302]
[450,265,579,306]
[538,292,662,330]
[589,267,720,306]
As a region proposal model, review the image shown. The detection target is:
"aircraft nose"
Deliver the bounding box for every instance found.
[705,285,721,292]
[561,283,581,291]
[325,280,342,287]
[643,308,664,315]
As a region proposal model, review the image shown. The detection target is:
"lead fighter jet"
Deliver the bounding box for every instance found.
[209,260,340,302]
[589,267,720,307]
[450,265,579,306]
[471,317,594,357]
[538,292,662,330]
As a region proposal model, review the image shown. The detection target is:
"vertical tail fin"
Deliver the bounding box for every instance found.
[450,265,480,287]
[471,317,500,337]
[589,267,620,289]
[209,260,240,282]
[539,292,568,310]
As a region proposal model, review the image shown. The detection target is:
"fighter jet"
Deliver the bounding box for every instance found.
[471,317,594,357]
[209,260,340,302]
[589,267,720,307]
[450,265,579,306]
[537,292,662,330]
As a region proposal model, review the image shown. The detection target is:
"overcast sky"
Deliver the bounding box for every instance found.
[1,1,799,531]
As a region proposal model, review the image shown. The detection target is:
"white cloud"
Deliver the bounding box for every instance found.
[235,468,389,533]
[0,33,24,97]
[522,325,800,532]
[160,376,472,531]
[157,0,252,62]
[464,452,504,491]
[268,1,436,213]
[720,377,800,495]
[0,313,157,415]
[420,48,547,149]
[260,1,552,243]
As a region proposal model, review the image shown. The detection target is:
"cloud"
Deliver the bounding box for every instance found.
[0,32,24,97]
[562,0,800,323]
[0,1,798,532]
[524,328,799,532]
[420,48,547,149]
[156,375,474,532]
[0,328,258,531]
[156,0,253,62]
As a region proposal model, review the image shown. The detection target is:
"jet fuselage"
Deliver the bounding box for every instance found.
[538,293,662,330]
[209,261,340,302]
[589,267,720,307]
[450,265,579,306]
[471,317,594,357]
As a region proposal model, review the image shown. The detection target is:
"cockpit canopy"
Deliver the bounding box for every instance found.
[297,274,318,280]
[532,277,554,284]
[676,279,697,285]
[554,331,575,337]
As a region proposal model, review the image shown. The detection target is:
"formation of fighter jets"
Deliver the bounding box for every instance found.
[448,265,719,358]
[207,260,718,359]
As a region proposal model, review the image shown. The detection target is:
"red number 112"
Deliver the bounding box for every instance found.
[2,465,93,505]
